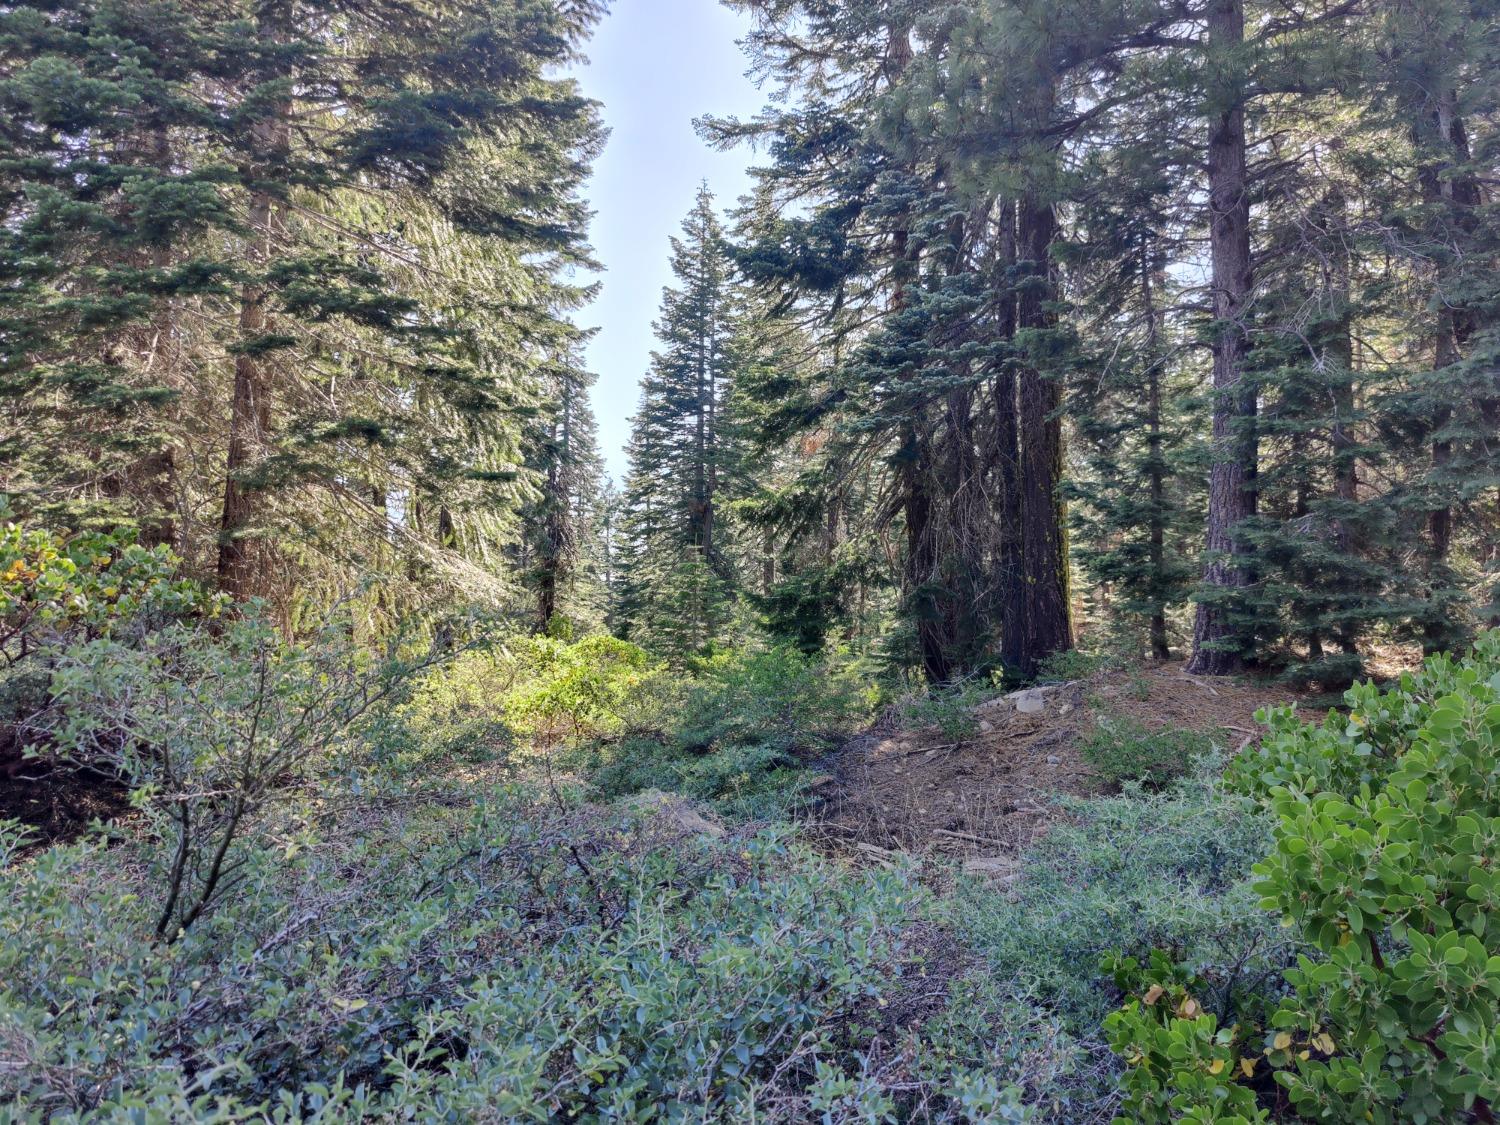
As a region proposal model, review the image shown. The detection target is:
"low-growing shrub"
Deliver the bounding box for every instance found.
[1233,636,1500,1123]
[1102,949,1270,1124]
[503,633,669,748]
[673,646,871,757]
[38,610,446,940]
[952,769,1283,1034]
[2,516,211,768]
[1080,719,1229,791]
[896,679,999,744]
[588,734,819,820]
[0,790,1038,1122]
[582,647,871,819]
[390,633,675,777]
[1106,635,1500,1123]
[1035,647,1127,684]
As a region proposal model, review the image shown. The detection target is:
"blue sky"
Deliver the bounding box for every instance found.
[570,1,763,481]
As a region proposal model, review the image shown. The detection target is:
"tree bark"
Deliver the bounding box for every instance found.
[992,200,1028,677]
[218,19,290,602]
[1015,191,1073,678]
[1142,237,1171,662]
[1416,91,1480,563]
[1187,0,1256,676]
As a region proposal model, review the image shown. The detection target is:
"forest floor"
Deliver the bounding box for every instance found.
[809,663,1308,873]
[0,748,132,858]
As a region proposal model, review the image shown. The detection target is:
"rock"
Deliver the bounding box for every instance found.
[1058,702,1074,716]
[1009,687,1049,714]
[1046,755,1061,765]
[979,720,995,734]
[963,856,1022,881]
[621,790,724,837]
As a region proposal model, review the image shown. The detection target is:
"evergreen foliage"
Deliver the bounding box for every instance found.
[0,0,603,621]
[615,187,744,661]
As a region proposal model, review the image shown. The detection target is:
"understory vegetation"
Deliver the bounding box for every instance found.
[4,528,1497,1123]
[3,0,1498,1118]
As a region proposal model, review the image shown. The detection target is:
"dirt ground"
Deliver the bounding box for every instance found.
[807,664,1311,869]
[0,750,133,857]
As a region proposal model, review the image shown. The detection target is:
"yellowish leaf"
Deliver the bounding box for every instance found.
[1240,1058,1256,1078]
[1208,1058,1225,1075]
[1272,1032,1292,1051]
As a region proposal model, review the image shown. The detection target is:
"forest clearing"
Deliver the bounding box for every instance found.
[2,0,1498,1121]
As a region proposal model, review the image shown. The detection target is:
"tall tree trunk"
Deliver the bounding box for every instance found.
[1015,191,1072,678]
[1142,237,1171,662]
[218,23,290,602]
[1188,0,1256,676]
[883,23,949,684]
[1321,186,1362,662]
[992,200,1028,677]
[1417,91,1480,563]
[892,229,951,684]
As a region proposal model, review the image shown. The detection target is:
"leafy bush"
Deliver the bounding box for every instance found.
[0,518,209,660]
[1035,647,1127,684]
[1080,719,1229,791]
[953,770,1283,1034]
[390,633,672,777]
[896,679,999,744]
[673,646,871,757]
[582,647,870,818]
[1102,950,1269,1124]
[1,518,211,764]
[1228,636,1500,1123]
[588,734,818,820]
[37,610,444,939]
[0,788,1039,1121]
[502,633,667,748]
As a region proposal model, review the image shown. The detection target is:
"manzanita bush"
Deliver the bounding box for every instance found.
[1,513,210,663]
[1106,636,1500,1123]
[1241,638,1500,1123]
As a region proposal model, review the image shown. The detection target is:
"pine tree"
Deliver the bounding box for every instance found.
[0,0,605,621]
[0,0,243,536]
[614,188,742,660]
[517,349,608,633]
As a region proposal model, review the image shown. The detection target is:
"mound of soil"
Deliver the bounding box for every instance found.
[810,664,1306,863]
[1,745,133,859]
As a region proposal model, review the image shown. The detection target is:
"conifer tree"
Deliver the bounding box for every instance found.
[0,0,605,620]
[614,188,742,659]
[517,350,607,633]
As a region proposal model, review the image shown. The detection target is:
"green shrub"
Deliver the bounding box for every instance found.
[503,633,667,747]
[0,789,1041,1122]
[392,633,674,776]
[1080,719,1229,791]
[0,517,210,657]
[588,734,817,820]
[1229,635,1500,1123]
[1101,950,1269,1124]
[897,679,999,744]
[1035,647,1126,683]
[38,610,445,940]
[673,646,871,757]
[953,770,1282,1034]
[583,647,871,819]
[390,647,521,767]
[1,517,212,751]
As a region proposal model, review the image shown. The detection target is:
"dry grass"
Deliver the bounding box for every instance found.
[808,662,1310,863]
